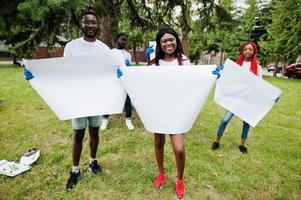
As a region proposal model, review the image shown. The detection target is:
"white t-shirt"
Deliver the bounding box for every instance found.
[149,54,191,66]
[63,37,110,57]
[242,61,262,78]
[111,48,132,65]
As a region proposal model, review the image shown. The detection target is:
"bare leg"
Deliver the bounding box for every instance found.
[240,139,246,146]
[89,127,99,158]
[240,121,249,147]
[170,134,185,180]
[72,129,85,166]
[215,135,221,143]
[154,133,165,173]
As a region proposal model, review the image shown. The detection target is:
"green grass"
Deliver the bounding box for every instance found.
[0,64,300,200]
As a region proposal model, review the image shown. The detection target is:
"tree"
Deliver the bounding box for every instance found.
[117,4,156,64]
[98,1,120,48]
[222,0,261,62]
[0,0,82,58]
[0,0,155,56]
[240,0,259,40]
[0,0,27,63]
[261,0,301,77]
[188,0,234,64]
[2,0,274,64]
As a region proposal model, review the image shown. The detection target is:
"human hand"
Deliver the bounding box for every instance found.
[216,65,224,70]
[212,65,224,79]
[125,59,131,67]
[24,68,34,81]
[144,45,154,58]
[117,68,123,78]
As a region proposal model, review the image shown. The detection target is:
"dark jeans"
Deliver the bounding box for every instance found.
[103,95,132,119]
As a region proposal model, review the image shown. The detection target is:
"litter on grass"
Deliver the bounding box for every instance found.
[0,148,40,177]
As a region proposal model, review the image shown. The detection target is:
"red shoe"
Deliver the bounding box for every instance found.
[176,178,185,199]
[154,172,166,188]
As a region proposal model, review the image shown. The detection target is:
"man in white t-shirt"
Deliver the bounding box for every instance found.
[101,33,135,130]
[65,9,110,191]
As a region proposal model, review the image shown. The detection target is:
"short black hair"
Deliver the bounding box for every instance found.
[81,8,97,20]
[117,33,128,39]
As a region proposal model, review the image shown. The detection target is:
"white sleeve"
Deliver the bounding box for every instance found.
[126,51,132,63]
[63,42,71,57]
[128,52,132,63]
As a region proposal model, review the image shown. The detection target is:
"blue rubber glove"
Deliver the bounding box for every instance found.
[217,65,224,70]
[144,45,154,58]
[117,68,123,78]
[24,68,34,81]
[125,59,131,67]
[275,96,280,103]
[212,65,224,79]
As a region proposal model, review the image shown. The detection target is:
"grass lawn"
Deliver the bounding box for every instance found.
[0,64,300,200]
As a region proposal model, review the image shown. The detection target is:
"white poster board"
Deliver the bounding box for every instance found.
[120,65,217,134]
[214,59,282,127]
[23,50,127,120]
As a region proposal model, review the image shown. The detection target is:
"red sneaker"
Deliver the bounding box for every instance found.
[154,172,166,188]
[176,178,185,199]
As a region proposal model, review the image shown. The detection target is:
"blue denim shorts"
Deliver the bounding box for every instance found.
[71,116,101,130]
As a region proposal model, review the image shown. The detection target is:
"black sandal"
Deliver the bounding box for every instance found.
[211,142,220,150]
[238,145,248,153]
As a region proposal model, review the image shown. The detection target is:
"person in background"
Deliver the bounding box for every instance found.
[101,33,134,131]
[147,27,190,199]
[211,41,262,154]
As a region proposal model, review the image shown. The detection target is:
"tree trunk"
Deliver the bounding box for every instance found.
[181,36,189,56]
[282,61,287,77]
[180,0,191,57]
[262,59,267,70]
[133,43,139,65]
[100,16,117,48]
[13,54,19,66]
[194,54,200,65]
[220,49,224,65]
[99,1,119,48]
[208,52,211,64]
[273,61,278,77]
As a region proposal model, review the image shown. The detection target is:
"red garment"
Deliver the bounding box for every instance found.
[236,41,258,75]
